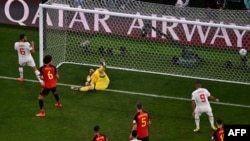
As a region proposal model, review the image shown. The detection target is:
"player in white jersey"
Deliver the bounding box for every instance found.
[191,80,219,132]
[14,34,43,86]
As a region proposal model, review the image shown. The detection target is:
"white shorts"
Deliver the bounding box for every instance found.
[195,106,213,116]
[19,58,36,67]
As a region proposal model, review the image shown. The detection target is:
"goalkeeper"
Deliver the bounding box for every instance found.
[71,58,110,91]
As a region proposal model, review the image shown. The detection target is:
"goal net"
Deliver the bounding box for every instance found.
[39,0,250,84]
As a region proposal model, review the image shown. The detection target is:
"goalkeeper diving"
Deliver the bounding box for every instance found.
[70,58,110,91]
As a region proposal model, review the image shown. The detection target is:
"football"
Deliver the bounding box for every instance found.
[239,48,247,56]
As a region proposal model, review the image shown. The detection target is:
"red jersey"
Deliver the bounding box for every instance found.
[133,111,150,138]
[92,133,107,141]
[211,127,224,141]
[39,64,57,88]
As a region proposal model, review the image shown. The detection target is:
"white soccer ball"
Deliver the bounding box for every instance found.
[239,48,247,56]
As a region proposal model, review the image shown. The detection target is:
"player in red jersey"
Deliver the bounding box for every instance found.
[92,125,108,141]
[131,103,151,141]
[35,55,62,117]
[211,118,224,141]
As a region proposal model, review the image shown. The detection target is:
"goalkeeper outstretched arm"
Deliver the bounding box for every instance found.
[70,58,110,91]
[99,58,106,73]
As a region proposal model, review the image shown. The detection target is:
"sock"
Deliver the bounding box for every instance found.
[209,115,215,126]
[195,114,200,129]
[80,86,89,91]
[35,70,43,83]
[39,99,44,110]
[53,93,60,102]
[19,67,23,78]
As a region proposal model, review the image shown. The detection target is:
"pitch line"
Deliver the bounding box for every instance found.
[1,75,250,109]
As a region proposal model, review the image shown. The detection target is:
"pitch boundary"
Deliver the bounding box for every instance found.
[0,75,250,109]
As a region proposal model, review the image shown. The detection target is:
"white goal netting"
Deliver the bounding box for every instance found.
[39,0,250,84]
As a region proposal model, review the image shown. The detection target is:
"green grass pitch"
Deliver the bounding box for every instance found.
[0,24,250,141]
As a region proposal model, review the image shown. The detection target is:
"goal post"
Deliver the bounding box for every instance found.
[39,1,250,85]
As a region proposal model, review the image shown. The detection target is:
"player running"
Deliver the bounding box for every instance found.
[14,34,44,86]
[70,58,110,91]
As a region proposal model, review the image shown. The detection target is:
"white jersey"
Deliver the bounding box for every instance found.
[14,42,32,61]
[191,88,211,107]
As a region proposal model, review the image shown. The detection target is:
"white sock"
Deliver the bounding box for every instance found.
[35,70,43,83]
[209,115,214,126]
[19,67,23,78]
[195,114,200,129]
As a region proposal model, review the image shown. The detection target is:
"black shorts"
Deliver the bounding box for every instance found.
[40,87,56,96]
[137,136,149,141]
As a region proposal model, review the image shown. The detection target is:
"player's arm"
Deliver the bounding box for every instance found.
[54,66,59,79]
[130,123,137,140]
[56,73,59,79]
[39,67,44,80]
[132,115,138,131]
[98,58,106,73]
[14,42,18,50]
[30,41,35,53]
[211,131,217,141]
[91,135,96,141]
[208,95,219,102]
[191,93,196,117]
[191,100,196,117]
[104,136,108,141]
[91,73,98,84]
[85,75,91,86]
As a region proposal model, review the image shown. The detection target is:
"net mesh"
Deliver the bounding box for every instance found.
[41,0,250,84]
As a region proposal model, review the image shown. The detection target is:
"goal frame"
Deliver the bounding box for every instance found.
[39,3,250,85]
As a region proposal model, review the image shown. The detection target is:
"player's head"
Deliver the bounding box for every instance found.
[43,55,52,64]
[93,125,99,133]
[89,68,94,75]
[131,130,137,138]
[195,80,202,88]
[216,118,223,125]
[136,103,143,111]
[19,34,27,41]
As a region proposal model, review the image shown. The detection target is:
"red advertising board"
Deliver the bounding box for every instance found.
[0,0,249,49]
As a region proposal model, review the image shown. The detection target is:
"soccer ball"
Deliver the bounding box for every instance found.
[239,48,247,56]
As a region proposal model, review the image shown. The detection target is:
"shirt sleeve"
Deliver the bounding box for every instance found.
[205,89,211,97]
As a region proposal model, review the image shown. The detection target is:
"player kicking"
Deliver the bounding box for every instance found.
[35,55,62,117]
[191,80,219,132]
[70,58,110,91]
[14,34,44,86]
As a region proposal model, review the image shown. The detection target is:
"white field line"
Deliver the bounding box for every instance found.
[1,75,250,109]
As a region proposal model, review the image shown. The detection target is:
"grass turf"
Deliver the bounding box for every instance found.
[0,24,250,141]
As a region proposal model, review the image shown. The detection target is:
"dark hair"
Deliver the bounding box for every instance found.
[131,130,137,137]
[19,34,26,40]
[136,103,142,110]
[196,80,201,85]
[43,55,52,64]
[216,118,223,125]
[94,125,99,132]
